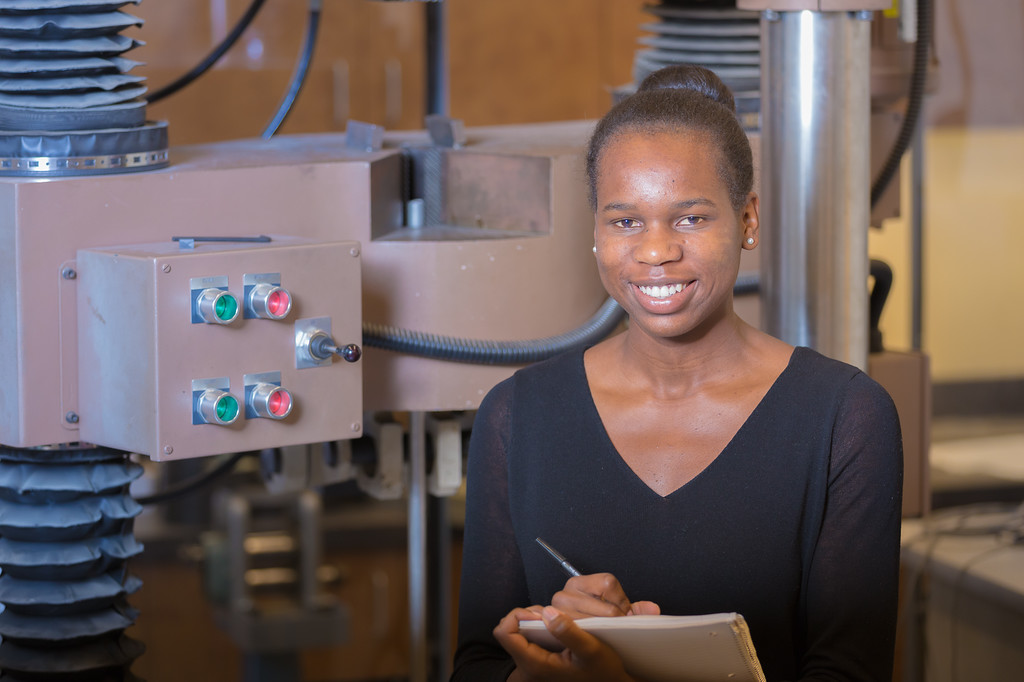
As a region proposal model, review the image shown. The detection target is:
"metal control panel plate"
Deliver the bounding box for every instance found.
[76,236,362,460]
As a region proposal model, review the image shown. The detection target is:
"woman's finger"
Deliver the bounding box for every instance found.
[552,573,633,617]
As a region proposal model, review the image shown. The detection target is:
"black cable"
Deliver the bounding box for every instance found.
[135,451,253,506]
[870,0,932,208]
[262,0,322,139]
[147,0,269,105]
[363,297,626,365]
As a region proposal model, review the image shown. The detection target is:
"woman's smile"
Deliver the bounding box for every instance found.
[632,280,696,314]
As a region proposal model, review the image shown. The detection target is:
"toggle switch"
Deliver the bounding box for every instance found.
[309,333,361,363]
[295,317,361,369]
[244,371,293,420]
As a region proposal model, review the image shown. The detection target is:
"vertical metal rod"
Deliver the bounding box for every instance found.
[425,0,449,116]
[423,7,452,677]
[298,490,321,610]
[226,493,251,612]
[910,116,925,351]
[429,494,452,681]
[408,411,428,682]
[760,10,872,369]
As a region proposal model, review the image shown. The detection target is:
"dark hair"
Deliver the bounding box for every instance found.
[585,64,753,212]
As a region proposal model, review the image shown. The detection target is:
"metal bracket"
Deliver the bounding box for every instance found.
[426,414,465,497]
[358,414,406,500]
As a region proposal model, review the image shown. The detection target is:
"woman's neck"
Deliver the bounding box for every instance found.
[610,313,757,399]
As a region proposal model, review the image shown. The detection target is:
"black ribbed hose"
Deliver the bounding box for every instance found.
[363,297,626,365]
[870,0,932,208]
[148,0,269,105]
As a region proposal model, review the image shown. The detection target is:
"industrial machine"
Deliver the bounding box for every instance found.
[0,0,932,680]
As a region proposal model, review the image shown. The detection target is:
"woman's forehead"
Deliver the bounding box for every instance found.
[597,132,726,192]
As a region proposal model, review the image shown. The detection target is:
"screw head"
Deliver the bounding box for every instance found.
[162,263,172,273]
[349,246,360,258]
[61,267,77,280]
[164,445,174,455]
[65,411,79,424]
[351,422,361,432]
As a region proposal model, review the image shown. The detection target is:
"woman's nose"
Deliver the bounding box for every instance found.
[635,225,682,265]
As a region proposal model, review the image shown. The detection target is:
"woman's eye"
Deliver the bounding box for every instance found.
[678,215,704,228]
[614,218,639,229]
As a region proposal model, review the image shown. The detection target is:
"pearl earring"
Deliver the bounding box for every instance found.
[592,245,597,254]
[746,237,755,245]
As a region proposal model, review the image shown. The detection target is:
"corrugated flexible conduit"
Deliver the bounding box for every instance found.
[362,274,761,365]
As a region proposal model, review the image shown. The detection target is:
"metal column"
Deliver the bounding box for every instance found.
[759,10,873,369]
[910,118,925,352]
[423,4,453,679]
[425,0,449,117]
[408,411,429,682]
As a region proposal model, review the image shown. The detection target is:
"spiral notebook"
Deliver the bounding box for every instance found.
[519,612,765,682]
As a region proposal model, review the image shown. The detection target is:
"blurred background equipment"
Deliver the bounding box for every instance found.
[0,0,963,681]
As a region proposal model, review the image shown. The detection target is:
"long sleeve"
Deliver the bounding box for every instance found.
[796,372,904,681]
[451,378,522,681]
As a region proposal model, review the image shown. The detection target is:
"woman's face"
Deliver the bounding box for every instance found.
[593,130,758,343]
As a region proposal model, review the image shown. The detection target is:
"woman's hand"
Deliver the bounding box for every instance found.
[494,605,636,682]
[551,573,661,619]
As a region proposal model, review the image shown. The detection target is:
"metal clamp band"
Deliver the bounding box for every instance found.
[0,149,169,173]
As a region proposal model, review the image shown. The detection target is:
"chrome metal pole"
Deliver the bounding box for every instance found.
[425,0,449,117]
[760,10,872,369]
[910,116,925,351]
[409,411,428,682]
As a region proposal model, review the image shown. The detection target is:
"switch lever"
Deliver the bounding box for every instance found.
[308,332,361,363]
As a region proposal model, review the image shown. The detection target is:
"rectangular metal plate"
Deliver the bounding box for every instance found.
[77,236,362,460]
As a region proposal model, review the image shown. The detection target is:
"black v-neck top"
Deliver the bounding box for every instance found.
[452,346,903,682]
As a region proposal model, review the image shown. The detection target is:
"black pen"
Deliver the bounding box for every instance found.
[536,537,581,577]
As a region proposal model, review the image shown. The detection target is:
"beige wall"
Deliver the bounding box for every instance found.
[871,0,1024,382]
[872,128,1024,382]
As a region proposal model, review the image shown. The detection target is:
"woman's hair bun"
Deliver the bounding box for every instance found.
[636,64,736,113]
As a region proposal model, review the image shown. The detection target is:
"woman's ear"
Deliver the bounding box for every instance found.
[741,193,760,249]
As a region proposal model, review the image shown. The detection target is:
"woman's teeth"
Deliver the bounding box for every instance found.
[638,283,684,299]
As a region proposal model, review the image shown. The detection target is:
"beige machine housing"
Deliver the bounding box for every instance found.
[0,122,607,458]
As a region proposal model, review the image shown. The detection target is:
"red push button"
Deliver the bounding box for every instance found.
[249,382,293,420]
[248,283,292,320]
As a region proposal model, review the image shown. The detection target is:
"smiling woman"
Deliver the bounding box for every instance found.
[452,65,904,682]
[591,131,757,346]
